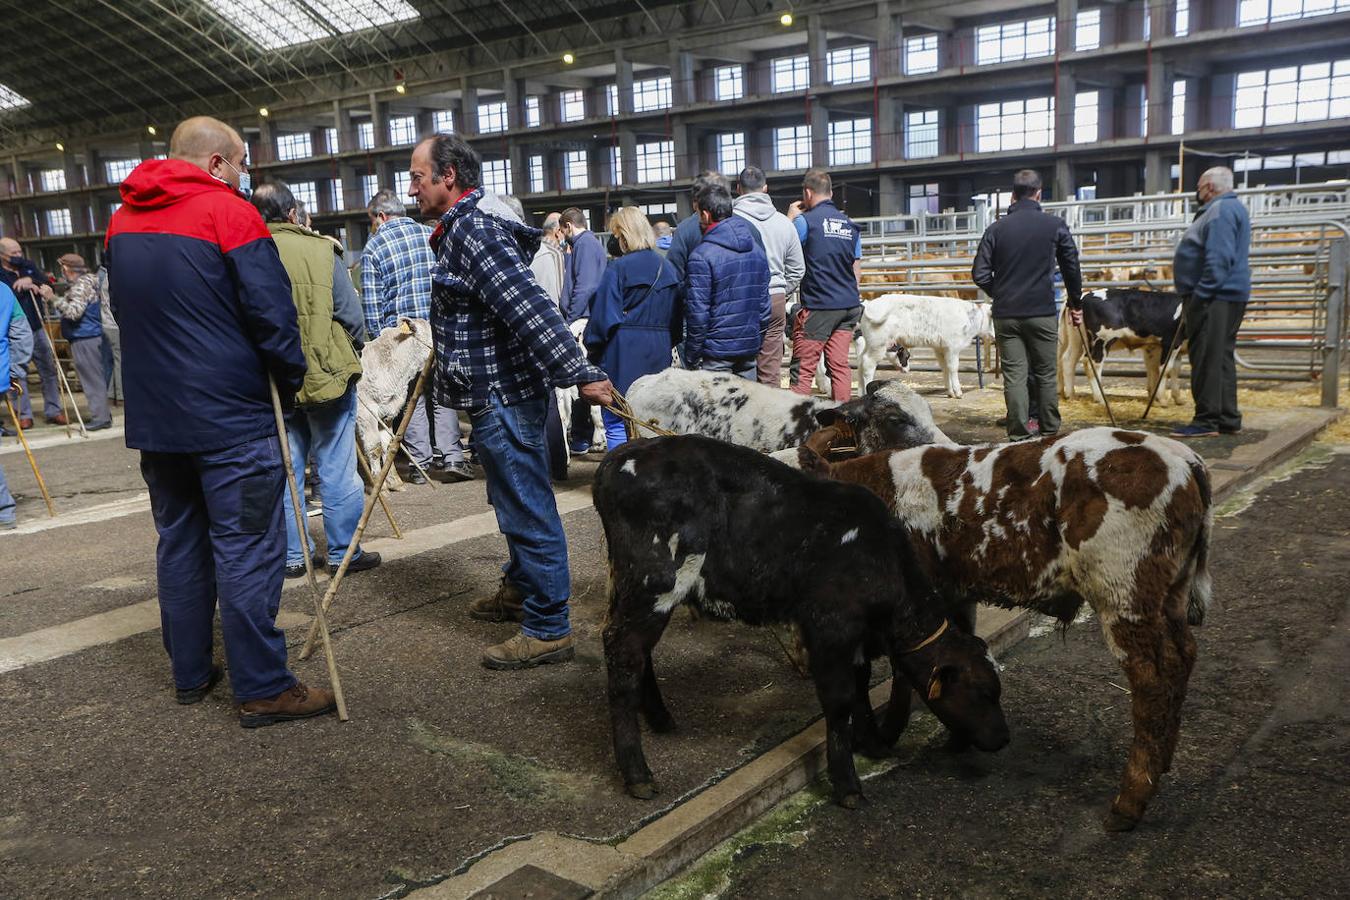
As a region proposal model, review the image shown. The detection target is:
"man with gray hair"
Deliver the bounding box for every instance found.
[530,211,569,307]
[362,188,473,482]
[1171,166,1250,438]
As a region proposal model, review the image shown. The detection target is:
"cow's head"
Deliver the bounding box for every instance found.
[969,303,994,340]
[812,380,953,458]
[887,343,912,372]
[898,623,1009,753]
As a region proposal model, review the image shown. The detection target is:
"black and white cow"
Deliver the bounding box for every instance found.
[594,435,1010,807]
[1059,289,1186,407]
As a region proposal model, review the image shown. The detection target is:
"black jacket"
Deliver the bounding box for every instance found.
[971,199,1082,319]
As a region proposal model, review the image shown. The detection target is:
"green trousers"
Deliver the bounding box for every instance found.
[995,315,1060,440]
[1184,297,1247,432]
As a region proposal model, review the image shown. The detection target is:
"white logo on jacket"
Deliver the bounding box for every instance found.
[822,219,854,240]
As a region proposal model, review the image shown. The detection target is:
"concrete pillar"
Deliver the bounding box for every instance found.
[1144,150,1169,193]
[258,116,276,163]
[1056,0,1078,54]
[619,128,637,184]
[1146,56,1174,140]
[509,143,528,197]
[503,69,522,131]
[811,100,829,167]
[460,80,478,136]
[876,1,902,77]
[953,105,975,155]
[877,96,898,161]
[808,15,828,88]
[669,45,695,106]
[672,120,692,180]
[1206,0,1239,29]
[878,172,901,216]
[83,146,102,187]
[1054,157,1074,201]
[1055,69,1077,147]
[333,101,354,152]
[1150,0,1178,38]
[615,50,635,116]
[369,93,389,148]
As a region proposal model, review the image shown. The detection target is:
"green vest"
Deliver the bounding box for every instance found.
[269,223,362,406]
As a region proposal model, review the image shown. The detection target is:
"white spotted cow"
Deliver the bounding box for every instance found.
[856,294,993,399]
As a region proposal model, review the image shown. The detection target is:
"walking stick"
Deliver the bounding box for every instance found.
[34,295,86,438]
[1077,319,1117,427]
[268,377,348,722]
[4,393,56,517]
[1140,307,1187,422]
[300,352,433,661]
[355,449,403,539]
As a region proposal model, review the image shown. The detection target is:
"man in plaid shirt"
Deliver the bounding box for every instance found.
[362,189,472,483]
[409,133,614,670]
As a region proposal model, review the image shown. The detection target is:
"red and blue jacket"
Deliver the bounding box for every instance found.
[105,159,305,453]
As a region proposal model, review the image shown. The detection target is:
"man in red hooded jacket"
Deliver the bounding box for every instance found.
[105,116,335,726]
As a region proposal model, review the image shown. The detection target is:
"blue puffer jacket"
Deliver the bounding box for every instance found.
[684,216,771,365]
[1172,190,1251,303]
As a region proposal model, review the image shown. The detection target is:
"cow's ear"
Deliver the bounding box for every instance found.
[815,409,843,428]
[926,668,943,701]
[798,446,831,477]
[865,380,883,396]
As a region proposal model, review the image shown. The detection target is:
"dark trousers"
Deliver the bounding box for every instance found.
[545,389,569,480]
[995,315,1060,440]
[1185,298,1246,431]
[139,435,296,701]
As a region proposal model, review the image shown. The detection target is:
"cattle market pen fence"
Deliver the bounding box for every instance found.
[853,180,1350,408]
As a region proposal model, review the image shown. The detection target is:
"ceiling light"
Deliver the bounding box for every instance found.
[562,52,575,64]
[780,12,794,25]
[259,107,270,117]
[147,125,157,136]
[395,83,406,94]
[55,142,65,151]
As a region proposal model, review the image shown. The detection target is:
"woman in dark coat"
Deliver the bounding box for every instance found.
[583,206,682,450]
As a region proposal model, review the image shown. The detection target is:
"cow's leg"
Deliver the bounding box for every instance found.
[1144,345,1169,407]
[851,660,891,758]
[808,637,865,807]
[858,344,881,395]
[1058,320,1076,400]
[1101,612,1177,831]
[641,642,677,733]
[942,347,963,398]
[875,658,914,748]
[604,610,666,799]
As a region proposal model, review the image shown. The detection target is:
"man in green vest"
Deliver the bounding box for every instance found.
[251,182,381,579]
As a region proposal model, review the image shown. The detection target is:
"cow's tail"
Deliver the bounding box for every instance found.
[1186,459,1213,626]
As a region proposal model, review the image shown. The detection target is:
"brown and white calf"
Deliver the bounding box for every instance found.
[799,427,1213,831]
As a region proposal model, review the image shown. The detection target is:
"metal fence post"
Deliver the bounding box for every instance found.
[1322,235,1348,409]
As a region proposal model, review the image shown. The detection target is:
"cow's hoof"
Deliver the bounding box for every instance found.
[1102,808,1140,832]
[626,781,658,800]
[645,712,678,734]
[836,792,867,810]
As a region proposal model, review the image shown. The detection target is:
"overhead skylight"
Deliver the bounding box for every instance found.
[212,0,420,51]
[0,83,31,112]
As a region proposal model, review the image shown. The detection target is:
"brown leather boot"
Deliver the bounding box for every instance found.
[469,576,526,622]
[481,632,575,670]
[237,682,336,728]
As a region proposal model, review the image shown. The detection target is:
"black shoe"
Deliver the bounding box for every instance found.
[176,665,222,705]
[438,461,475,483]
[86,420,113,432]
[331,550,382,577]
[1219,426,1243,435]
[285,552,326,579]
[406,468,429,485]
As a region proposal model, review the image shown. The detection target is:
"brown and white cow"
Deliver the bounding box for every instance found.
[799,427,1213,831]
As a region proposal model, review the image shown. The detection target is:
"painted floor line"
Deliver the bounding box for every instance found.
[0,493,151,536]
[0,487,595,675]
[0,423,125,455]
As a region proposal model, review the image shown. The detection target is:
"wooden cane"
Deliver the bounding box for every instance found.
[4,394,56,517]
[34,294,84,439]
[300,352,433,660]
[1140,307,1187,422]
[356,449,403,539]
[1077,320,1118,428]
[268,377,349,721]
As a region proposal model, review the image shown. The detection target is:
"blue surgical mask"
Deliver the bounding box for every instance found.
[216,157,252,199]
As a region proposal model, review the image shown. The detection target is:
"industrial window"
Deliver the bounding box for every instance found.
[1172,80,1188,133]
[524,97,541,128]
[388,115,417,145]
[610,146,622,183]
[640,202,677,217]
[976,97,1054,152]
[1234,59,1350,127]
[976,16,1056,65]
[0,83,29,111]
[277,132,312,161]
[290,180,319,213]
[905,35,939,74]
[774,125,813,170]
[908,182,940,216]
[1239,0,1349,26]
[478,101,508,133]
[1175,0,1190,35]
[905,110,939,159]
[565,150,589,189]
[772,55,810,93]
[46,208,72,235]
[633,76,673,112]
[560,90,586,123]
[714,65,744,101]
[482,159,512,195]
[323,180,338,211]
[828,118,872,165]
[636,141,675,183]
[212,0,419,51]
[39,169,66,192]
[606,84,619,116]
[528,155,545,192]
[717,132,746,174]
[394,171,411,198]
[324,127,339,152]
[975,190,1015,214]
[361,174,378,202]
[430,110,453,134]
[357,121,375,150]
[827,46,872,85]
[104,159,140,183]
[1075,91,1100,143]
[1076,9,1101,50]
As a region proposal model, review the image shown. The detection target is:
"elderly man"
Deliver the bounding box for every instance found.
[362,188,472,483]
[106,116,335,726]
[530,212,569,307]
[47,253,113,430]
[972,169,1083,441]
[407,132,614,670]
[1171,167,1251,438]
[252,182,380,580]
[1,237,65,428]
[734,166,804,386]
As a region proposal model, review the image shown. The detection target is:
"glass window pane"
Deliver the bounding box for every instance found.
[715,65,744,101]
[212,0,418,50]
[717,132,746,174]
[905,35,939,74]
[388,115,417,146]
[633,77,673,112]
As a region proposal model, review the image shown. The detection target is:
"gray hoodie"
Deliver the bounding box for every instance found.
[733,191,805,297]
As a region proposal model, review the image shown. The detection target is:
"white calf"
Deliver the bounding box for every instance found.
[857,294,993,399]
[355,317,433,491]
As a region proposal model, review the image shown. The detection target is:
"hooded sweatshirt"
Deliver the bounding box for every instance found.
[733,191,805,297]
[105,158,305,453]
[684,216,772,365]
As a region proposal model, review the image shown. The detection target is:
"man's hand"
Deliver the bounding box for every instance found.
[579,378,615,408]
[787,200,804,221]
[1069,308,1083,327]
[11,276,34,293]
[38,284,55,301]
[9,378,23,396]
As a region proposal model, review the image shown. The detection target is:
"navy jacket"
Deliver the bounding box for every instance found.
[564,228,607,323]
[582,249,681,394]
[797,199,862,311]
[106,159,306,453]
[1172,191,1251,303]
[1,258,50,331]
[664,213,704,284]
[972,199,1083,319]
[684,216,772,365]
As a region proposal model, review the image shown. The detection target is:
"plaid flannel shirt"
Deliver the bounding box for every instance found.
[361,215,435,337]
[429,188,607,410]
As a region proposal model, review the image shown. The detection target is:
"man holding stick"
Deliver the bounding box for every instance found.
[106,115,336,725]
[1,237,66,428]
[408,132,614,670]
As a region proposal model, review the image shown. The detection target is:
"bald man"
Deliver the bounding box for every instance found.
[0,236,64,427]
[106,116,336,726]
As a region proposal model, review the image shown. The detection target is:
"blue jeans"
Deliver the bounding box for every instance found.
[699,356,757,380]
[600,408,628,451]
[0,462,15,525]
[282,386,365,566]
[471,389,572,640]
[139,435,295,701]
